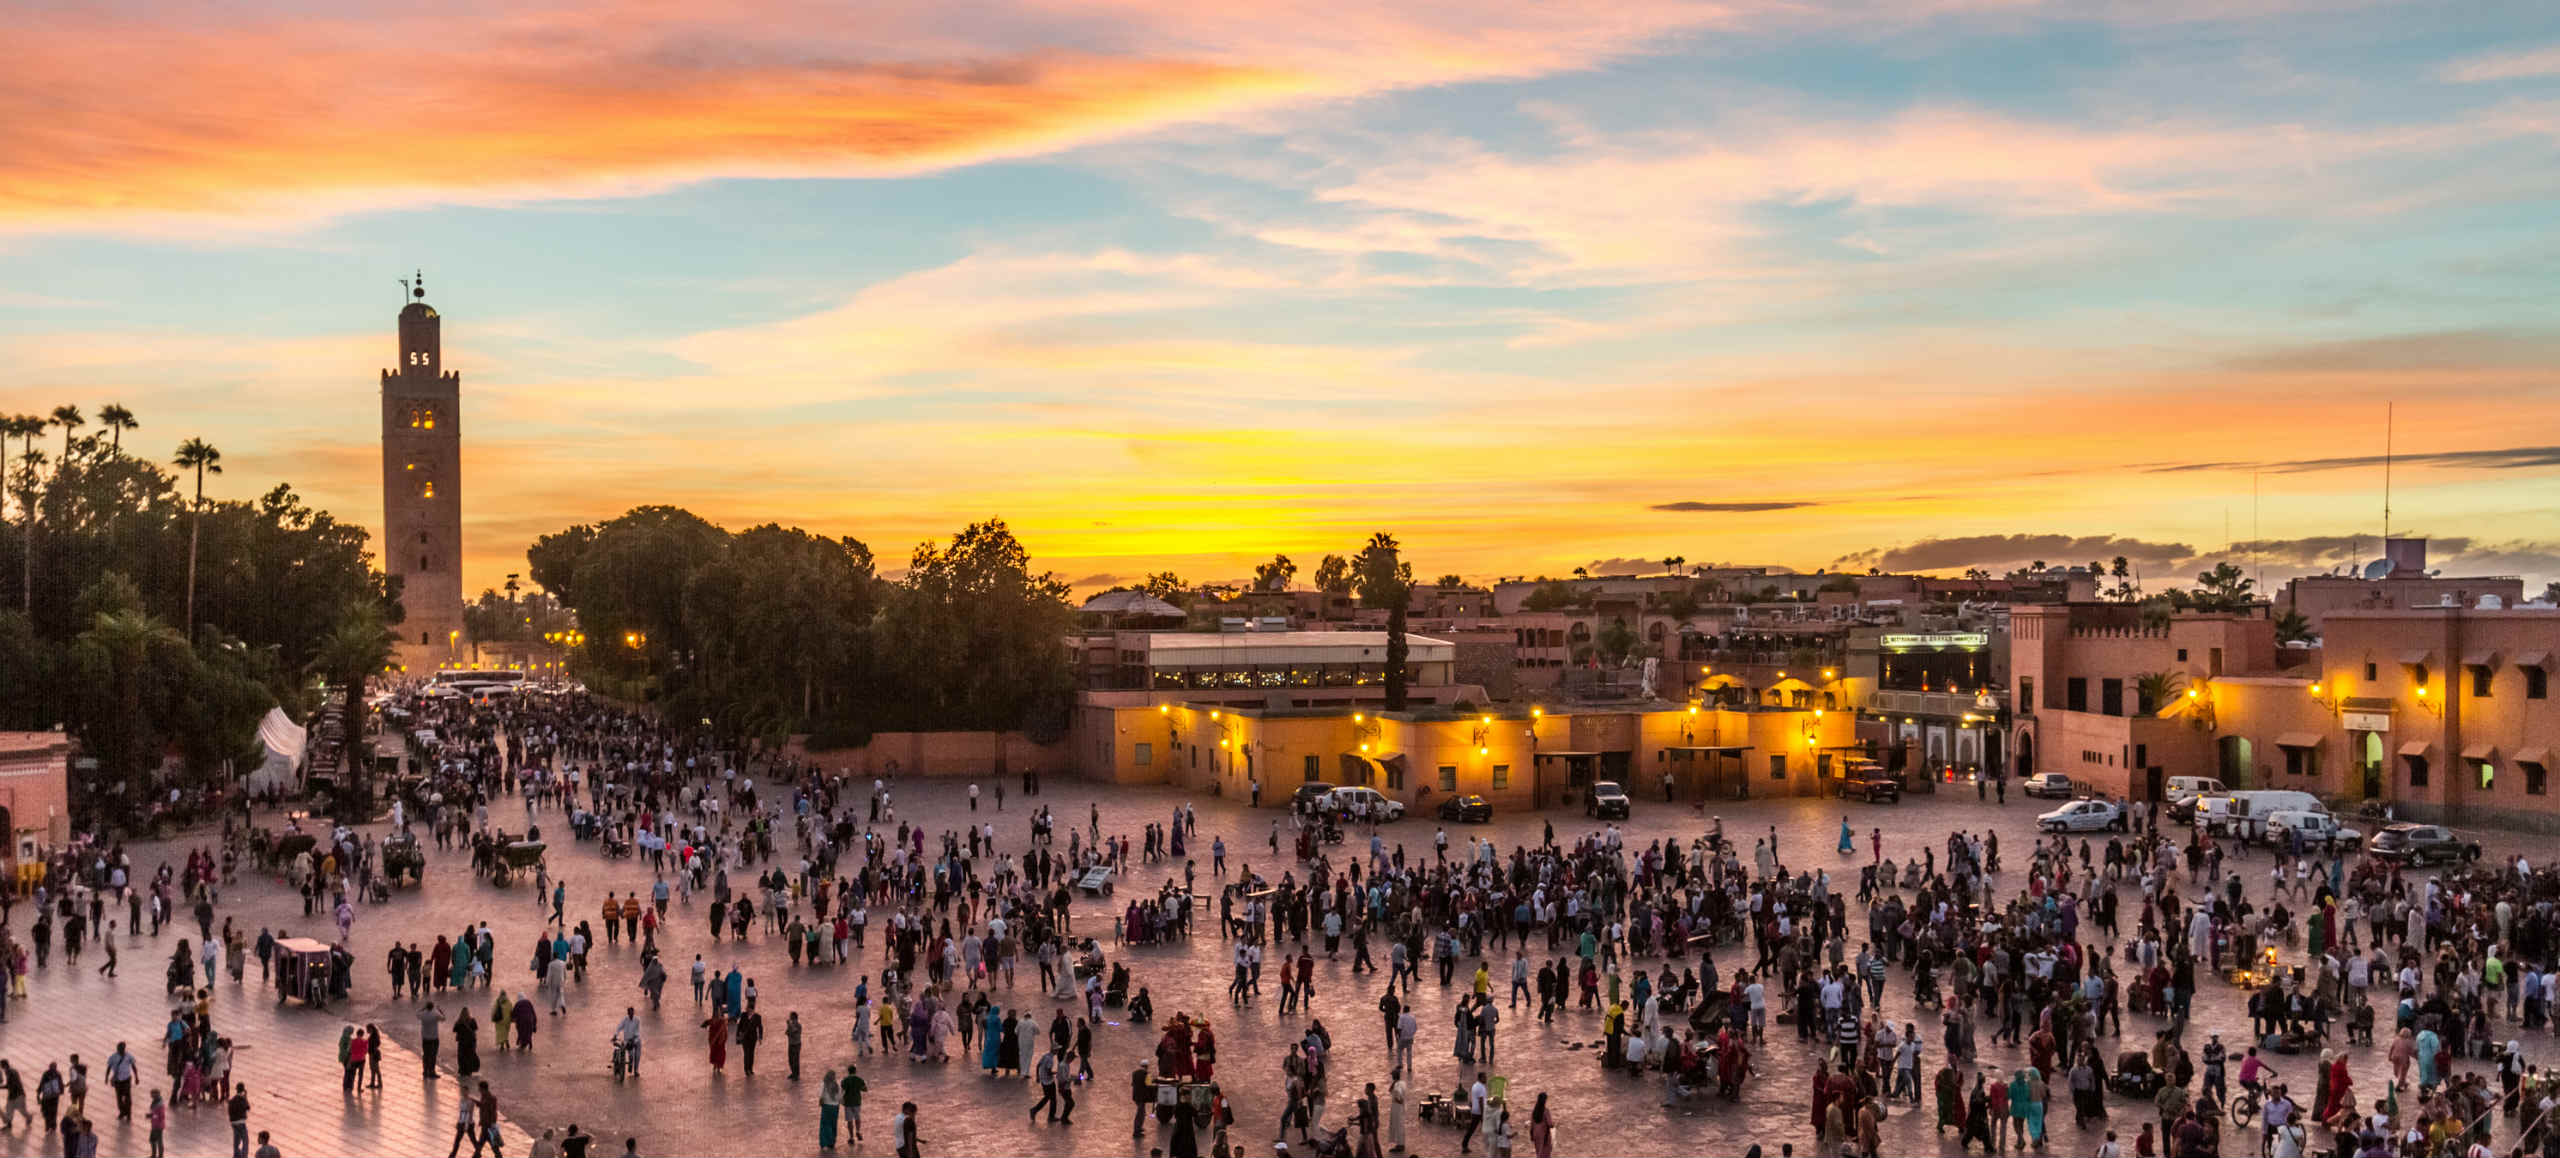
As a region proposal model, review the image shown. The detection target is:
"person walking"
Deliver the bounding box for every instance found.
[818,1070,842,1150]
[106,1044,136,1121]
[1460,1072,1488,1155]
[893,1101,921,1158]
[1030,1047,1073,1125]
[226,1085,252,1158]
[419,1003,444,1079]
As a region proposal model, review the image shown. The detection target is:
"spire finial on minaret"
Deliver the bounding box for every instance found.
[414,269,426,300]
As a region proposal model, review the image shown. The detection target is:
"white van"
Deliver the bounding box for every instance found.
[2265,810,2362,851]
[2165,777,2226,809]
[2200,789,2327,839]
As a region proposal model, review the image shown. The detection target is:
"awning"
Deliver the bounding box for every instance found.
[2462,650,2500,668]
[1337,752,1388,782]
[2273,732,2323,749]
[1532,750,1604,759]
[2399,741,2434,758]
[2397,650,2435,666]
[2463,743,2499,762]
[1663,744,1751,754]
[2516,651,2551,669]
[2514,748,2552,771]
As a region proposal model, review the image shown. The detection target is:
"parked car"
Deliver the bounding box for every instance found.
[2021,772,2077,799]
[1291,781,1341,810]
[1437,794,1493,823]
[1324,786,1405,822]
[1586,780,1631,820]
[2265,809,2361,851]
[2164,776,2228,823]
[2038,798,2126,833]
[1842,771,1902,803]
[2367,823,2481,867]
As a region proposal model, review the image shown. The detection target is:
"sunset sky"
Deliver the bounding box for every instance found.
[5,0,2558,596]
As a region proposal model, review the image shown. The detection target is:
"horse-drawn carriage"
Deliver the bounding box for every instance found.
[381,830,427,886]
[479,833,546,887]
[250,827,320,876]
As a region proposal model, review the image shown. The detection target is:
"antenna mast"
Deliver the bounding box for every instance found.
[2382,402,2393,542]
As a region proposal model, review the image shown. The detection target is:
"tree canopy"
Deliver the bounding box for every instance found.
[1,404,402,830]
[528,509,1076,744]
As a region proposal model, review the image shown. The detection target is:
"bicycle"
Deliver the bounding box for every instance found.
[2229,1084,2262,1127]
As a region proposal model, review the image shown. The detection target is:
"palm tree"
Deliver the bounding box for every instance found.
[311,601,398,795]
[8,416,47,614]
[173,438,223,637]
[1354,532,1414,712]
[97,403,136,453]
[2136,670,2189,717]
[49,405,83,466]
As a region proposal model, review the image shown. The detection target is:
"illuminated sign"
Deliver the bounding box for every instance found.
[1880,632,1989,651]
[2341,711,2392,733]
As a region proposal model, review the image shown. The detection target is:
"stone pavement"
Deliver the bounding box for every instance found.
[0,775,2547,1156]
[0,936,532,1158]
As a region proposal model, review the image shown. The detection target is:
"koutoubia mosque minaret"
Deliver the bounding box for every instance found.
[381,271,465,668]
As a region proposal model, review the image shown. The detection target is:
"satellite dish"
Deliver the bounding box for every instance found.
[2362,558,2392,580]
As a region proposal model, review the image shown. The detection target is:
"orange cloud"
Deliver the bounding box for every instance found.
[4,9,1301,224]
[0,0,1751,227]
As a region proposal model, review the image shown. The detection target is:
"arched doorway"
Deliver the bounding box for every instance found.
[2015,731,2036,777]
[2219,736,2255,789]
[2359,732,2383,799]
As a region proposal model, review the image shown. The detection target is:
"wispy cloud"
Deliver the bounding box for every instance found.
[1833,534,2196,573]
[2443,44,2560,83]
[1650,500,1820,512]
[2145,445,2560,475]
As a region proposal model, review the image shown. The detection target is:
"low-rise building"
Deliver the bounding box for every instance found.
[1076,698,1858,811]
[2209,605,2558,827]
[0,730,73,870]
[2275,538,2526,630]
[2007,603,2274,799]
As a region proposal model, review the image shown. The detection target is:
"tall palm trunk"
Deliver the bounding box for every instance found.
[185,467,203,636]
[16,430,32,617]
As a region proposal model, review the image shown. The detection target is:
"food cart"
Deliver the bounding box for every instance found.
[274,937,335,1008]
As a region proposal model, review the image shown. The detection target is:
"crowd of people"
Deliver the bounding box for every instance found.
[11,682,2560,1158]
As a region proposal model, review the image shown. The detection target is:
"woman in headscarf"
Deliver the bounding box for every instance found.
[703,1008,731,1072]
[2323,1049,2353,1123]
[491,990,513,1050]
[512,993,538,1049]
[1937,1059,1965,1134]
[818,1069,842,1149]
[981,1006,1004,1074]
[1961,1071,1993,1155]
[929,1000,957,1063]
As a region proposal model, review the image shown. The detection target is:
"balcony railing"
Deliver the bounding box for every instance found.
[1871,689,2004,719]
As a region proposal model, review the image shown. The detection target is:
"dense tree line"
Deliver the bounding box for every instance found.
[1,406,403,830]
[526,508,1077,746]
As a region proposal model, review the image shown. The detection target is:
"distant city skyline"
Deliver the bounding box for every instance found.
[5,0,2558,595]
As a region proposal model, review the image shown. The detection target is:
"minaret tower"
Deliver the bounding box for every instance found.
[381,271,465,667]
